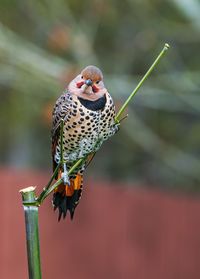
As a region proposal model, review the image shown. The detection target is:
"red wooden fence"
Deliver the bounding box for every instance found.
[1,168,200,279]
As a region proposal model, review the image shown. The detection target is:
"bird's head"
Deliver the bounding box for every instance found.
[68,65,107,100]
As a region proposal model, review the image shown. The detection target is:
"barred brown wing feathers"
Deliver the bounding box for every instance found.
[51,92,72,137]
[51,91,72,172]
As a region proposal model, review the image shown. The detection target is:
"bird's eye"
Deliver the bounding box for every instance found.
[96,80,100,84]
[81,76,83,79]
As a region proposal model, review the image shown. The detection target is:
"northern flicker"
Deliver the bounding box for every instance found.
[51,65,119,220]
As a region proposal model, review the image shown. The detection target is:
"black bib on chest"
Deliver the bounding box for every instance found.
[78,95,106,111]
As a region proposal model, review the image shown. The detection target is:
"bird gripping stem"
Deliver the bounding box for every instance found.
[32,43,171,205]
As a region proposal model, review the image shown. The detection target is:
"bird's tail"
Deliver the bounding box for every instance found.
[53,173,83,221]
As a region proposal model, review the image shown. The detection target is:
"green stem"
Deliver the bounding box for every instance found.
[115,43,170,123]
[20,187,42,279]
[42,178,63,199]
[68,158,86,175]
[37,163,60,205]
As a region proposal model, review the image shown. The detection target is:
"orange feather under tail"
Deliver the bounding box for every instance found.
[53,173,83,221]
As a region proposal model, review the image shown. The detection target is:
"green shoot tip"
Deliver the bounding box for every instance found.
[164,43,170,50]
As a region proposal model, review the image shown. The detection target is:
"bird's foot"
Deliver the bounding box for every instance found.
[61,163,70,186]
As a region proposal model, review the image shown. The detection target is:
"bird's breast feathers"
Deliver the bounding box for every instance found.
[54,92,117,163]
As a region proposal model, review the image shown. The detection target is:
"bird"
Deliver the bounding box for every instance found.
[51,65,119,220]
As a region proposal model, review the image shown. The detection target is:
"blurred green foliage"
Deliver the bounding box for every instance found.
[0,0,200,191]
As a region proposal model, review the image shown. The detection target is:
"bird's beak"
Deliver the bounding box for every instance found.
[85,79,92,86]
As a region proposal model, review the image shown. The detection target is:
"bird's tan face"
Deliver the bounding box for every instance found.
[68,65,107,101]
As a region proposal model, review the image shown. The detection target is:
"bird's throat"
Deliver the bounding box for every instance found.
[78,94,106,111]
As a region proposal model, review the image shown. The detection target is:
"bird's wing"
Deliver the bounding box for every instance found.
[51,91,72,171]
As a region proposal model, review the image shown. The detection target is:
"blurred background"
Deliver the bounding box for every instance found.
[1,0,200,278]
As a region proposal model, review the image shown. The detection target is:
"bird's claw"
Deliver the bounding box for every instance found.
[61,163,70,185]
[61,172,70,185]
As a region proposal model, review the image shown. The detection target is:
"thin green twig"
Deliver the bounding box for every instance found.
[37,163,60,205]
[115,43,170,123]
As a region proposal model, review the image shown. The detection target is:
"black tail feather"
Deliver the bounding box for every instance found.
[53,190,80,221]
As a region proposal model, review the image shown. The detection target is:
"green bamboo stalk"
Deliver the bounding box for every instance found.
[115,43,170,123]
[20,187,42,279]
